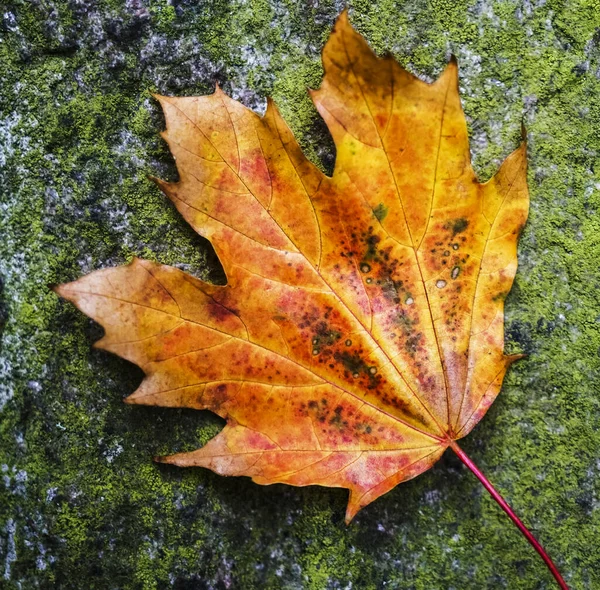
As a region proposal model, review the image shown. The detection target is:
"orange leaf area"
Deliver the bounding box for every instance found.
[56,11,528,521]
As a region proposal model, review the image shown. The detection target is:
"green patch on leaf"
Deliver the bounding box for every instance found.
[373,203,389,222]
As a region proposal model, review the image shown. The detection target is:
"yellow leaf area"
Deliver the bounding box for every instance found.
[56,12,528,521]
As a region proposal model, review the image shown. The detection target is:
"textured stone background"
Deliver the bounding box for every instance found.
[1,0,599,588]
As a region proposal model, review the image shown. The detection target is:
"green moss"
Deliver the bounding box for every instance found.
[148,0,176,31]
[1,0,599,588]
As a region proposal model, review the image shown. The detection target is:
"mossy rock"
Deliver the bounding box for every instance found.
[1,1,599,588]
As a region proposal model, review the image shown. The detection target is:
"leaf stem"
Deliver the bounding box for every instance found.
[449,441,568,589]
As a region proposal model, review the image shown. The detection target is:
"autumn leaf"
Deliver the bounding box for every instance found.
[55,11,568,587]
[56,9,526,518]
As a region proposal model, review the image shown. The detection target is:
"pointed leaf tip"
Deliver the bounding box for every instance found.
[507,353,527,365]
[337,7,350,22]
[438,54,459,85]
[345,494,360,524]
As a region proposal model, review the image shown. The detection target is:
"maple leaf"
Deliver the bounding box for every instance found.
[55,12,569,587]
[56,10,527,518]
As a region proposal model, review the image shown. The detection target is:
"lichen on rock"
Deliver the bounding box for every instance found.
[1,1,599,588]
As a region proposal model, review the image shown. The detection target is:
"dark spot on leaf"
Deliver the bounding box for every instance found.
[446,218,468,236]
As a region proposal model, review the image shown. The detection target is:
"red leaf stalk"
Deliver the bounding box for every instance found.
[449,441,568,590]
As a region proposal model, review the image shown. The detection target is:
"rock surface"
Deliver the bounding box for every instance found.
[1,1,599,588]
